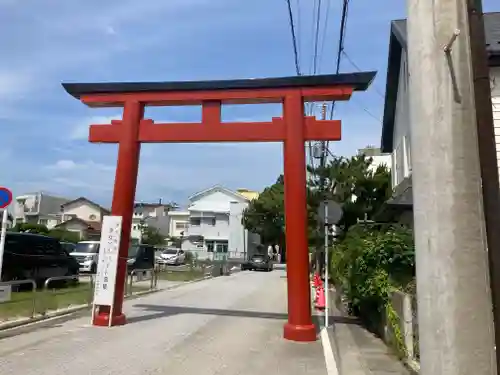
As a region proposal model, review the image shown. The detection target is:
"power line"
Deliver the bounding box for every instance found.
[294,0,302,67]
[312,0,323,75]
[328,0,350,120]
[284,0,317,170]
[321,0,350,164]
[308,0,318,75]
[341,50,385,98]
[317,0,332,73]
[285,0,301,75]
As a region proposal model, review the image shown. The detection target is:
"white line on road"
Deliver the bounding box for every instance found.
[321,327,339,375]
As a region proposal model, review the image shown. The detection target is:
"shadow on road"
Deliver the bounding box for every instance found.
[129,303,363,327]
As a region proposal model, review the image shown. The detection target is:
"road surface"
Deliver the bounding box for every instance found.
[0,268,327,375]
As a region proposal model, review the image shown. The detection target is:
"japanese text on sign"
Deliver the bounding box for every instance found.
[93,216,122,306]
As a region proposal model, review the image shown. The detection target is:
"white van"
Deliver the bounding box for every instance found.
[70,240,100,273]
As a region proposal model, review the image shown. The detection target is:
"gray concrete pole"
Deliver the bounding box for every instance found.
[406,0,497,374]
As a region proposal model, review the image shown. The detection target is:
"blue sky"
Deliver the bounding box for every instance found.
[1,0,496,207]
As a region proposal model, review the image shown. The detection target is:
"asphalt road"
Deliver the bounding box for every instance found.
[0,269,327,375]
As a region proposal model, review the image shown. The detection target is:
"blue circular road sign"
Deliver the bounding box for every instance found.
[0,187,12,209]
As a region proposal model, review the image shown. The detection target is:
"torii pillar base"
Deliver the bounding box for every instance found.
[284,323,317,342]
[93,312,127,327]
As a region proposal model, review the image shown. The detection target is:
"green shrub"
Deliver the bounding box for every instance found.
[331,224,414,328]
[47,229,81,243]
[184,251,194,264]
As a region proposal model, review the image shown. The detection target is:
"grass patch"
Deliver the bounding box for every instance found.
[0,282,149,321]
[156,269,204,282]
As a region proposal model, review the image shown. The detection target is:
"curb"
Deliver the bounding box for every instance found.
[403,359,420,375]
[0,275,213,337]
[328,287,421,375]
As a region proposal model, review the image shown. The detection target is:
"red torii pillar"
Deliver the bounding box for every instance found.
[63,73,375,342]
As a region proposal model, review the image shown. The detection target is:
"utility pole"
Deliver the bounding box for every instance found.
[467,0,500,368]
[315,103,328,274]
[407,1,497,374]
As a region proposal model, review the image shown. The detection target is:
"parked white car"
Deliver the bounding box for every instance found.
[156,248,186,266]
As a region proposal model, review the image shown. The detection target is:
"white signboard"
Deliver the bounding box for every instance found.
[0,284,11,303]
[93,215,122,306]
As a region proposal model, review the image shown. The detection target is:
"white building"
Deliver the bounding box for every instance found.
[130,202,171,242]
[168,210,189,239]
[357,146,391,172]
[178,185,260,260]
[0,210,13,229]
[13,191,70,227]
[378,14,500,224]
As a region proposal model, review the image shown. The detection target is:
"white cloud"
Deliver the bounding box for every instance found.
[50,160,77,170]
[0,70,34,102]
[105,26,117,35]
[45,159,114,172]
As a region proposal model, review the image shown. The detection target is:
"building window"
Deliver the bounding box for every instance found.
[216,241,228,253]
[39,219,48,225]
[206,240,215,252]
[404,135,412,172]
[209,218,216,226]
[395,141,405,183]
[190,218,201,226]
[175,222,188,229]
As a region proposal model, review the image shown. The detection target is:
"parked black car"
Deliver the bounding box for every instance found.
[1,232,80,289]
[241,254,273,272]
[60,241,76,255]
[127,244,155,273]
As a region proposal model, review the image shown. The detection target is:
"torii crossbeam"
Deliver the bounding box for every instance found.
[62,71,376,342]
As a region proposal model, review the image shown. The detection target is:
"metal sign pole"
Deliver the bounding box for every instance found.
[324,201,329,328]
[0,209,9,279]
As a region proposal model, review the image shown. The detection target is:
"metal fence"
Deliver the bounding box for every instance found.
[0,270,158,322]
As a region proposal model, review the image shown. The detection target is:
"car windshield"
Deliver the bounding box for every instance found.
[162,249,178,255]
[252,255,265,260]
[74,243,99,254]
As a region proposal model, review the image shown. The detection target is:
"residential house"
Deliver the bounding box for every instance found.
[358,146,391,172]
[0,210,13,229]
[236,188,260,201]
[180,185,261,260]
[168,210,190,240]
[55,197,110,240]
[13,192,70,228]
[378,14,500,225]
[131,201,171,242]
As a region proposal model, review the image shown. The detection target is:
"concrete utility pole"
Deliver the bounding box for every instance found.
[407,0,497,374]
[315,103,328,274]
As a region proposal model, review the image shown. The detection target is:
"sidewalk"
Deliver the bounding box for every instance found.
[0,269,328,375]
[323,288,412,375]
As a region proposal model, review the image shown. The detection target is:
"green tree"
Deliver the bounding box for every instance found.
[242,175,285,246]
[47,229,81,243]
[141,226,166,246]
[242,155,391,254]
[307,154,391,235]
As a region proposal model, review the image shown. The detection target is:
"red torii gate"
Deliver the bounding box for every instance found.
[62,72,375,342]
